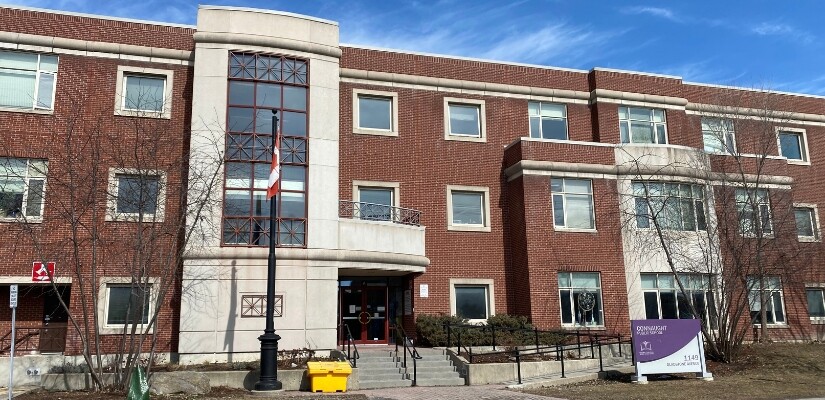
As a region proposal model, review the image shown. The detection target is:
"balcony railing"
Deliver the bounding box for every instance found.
[339,200,422,227]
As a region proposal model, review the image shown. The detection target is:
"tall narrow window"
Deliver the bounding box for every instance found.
[748,276,785,325]
[224,52,309,247]
[558,272,604,327]
[528,102,568,140]
[736,189,772,236]
[619,106,667,144]
[0,50,57,111]
[794,206,819,241]
[551,178,595,230]
[702,118,736,154]
[807,288,825,320]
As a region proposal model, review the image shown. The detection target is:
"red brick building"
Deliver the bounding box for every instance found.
[0,4,822,367]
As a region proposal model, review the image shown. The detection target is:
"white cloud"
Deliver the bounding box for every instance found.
[622,6,679,22]
[751,22,814,44]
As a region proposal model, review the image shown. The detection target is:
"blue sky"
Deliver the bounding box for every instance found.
[6,0,825,94]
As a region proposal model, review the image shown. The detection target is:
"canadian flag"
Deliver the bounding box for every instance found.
[266,131,281,199]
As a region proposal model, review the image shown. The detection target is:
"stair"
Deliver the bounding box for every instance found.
[353,347,465,389]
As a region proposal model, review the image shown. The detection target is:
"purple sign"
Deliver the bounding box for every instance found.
[632,319,700,363]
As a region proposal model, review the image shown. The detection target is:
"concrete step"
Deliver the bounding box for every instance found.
[412,370,461,380]
[357,369,406,379]
[414,377,466,387]
[357,379,413,390]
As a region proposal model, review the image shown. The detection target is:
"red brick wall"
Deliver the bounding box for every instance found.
[0,7,195,51]
[0,50,193,355]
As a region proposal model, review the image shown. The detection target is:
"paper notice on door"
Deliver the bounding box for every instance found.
[349,305,356,314]
[374,313,380,318]
[377,306,385,311]
[420,284,429,298]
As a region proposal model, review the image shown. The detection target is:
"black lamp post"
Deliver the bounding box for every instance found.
[254,109,282,391]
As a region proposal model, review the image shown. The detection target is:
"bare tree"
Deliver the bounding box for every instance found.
[0,86,225,390]
[616,88,817,362]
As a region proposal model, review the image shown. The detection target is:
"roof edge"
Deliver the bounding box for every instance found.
[0,3,196,29]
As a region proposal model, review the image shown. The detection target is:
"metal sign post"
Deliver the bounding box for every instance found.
[9,284,18,399]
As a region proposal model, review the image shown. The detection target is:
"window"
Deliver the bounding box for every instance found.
[224,52,308,247]
[748,276,785,325]
[0,158,47,219]
[358,187,393,221]
[528,101,567,140]
[702,118,736,154]
[105,284,151,326]
[558,272,603,327]
[633,182,707,231]
[447,185,490,231]
[736,189,772,236]
[450,278,494,323]
[0,50,57,111]
[794,205,820,242]
[353,89,398,136]
[551,178,595,230]
[807,288,825,320]
[107,169,165,222]
[619,106,667,144]
[642,274,716,328]
[777,128,809,163]
[444,98,486,142]
[115,66,173,118]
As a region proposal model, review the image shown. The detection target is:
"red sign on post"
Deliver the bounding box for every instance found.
[32,262,55,282]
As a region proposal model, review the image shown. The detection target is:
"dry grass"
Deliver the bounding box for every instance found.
[520,343,825,400]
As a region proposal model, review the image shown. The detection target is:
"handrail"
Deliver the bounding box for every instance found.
[340,323,359,368]
[443,322,630,384]
[338,200,422,226]
[394,324,421,386]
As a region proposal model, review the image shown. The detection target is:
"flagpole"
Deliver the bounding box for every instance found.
[254,109,282,391]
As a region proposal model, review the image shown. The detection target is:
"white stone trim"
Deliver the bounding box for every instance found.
[793,203,821,242]
[114,66,174,119]
[446,185,491,232]
[775,127,811,165]
[98,277,160,335]
[340,69,590,104]
[449,278,495,324]
[687,103,825,128]
[0,32,193,65]
[106,168,167,222]
[199,5,338,26]
[444,97,486,143]
[352,180,400,206]
[352,89,399,136]
[590,89,688,110]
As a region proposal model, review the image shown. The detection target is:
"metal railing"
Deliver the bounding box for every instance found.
[0,324,67,354]
[340,323,359,368]
[338,200,422,226]
[444,323,630,384]
[394,324,422,386]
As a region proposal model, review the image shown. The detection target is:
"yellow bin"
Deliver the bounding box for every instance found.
[306,361,352,393]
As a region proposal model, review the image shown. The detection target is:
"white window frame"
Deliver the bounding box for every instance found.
[446,185,491,232]
[702,117,737,155]
[736,188,772,237]
[793,203,820,242]
[747,276,787,326]
[551,178,596,232]
[618,106,668,144]
[352,89,398,136]
[806,284,825,324]
[98,277,159,334]
[352,180,400,222]
[444,97,486,142]
[0,158,48,222]
[558,272,604,328]
[633,181,708,232]
[115,66,173,119]
[106,168,167,222]
[528,101,568,140]
[449,278,495,324]
[0,50,57,114]
[776,127,810,165]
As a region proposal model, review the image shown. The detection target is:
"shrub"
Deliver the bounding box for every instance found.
[415,314,466,347]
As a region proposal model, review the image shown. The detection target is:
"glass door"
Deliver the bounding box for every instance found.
[339,282,388,344]
[340,286,363,343]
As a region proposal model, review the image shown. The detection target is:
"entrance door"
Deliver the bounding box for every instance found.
[340,285,388,344]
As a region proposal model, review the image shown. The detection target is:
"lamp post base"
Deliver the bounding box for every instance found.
[254,331,282,391]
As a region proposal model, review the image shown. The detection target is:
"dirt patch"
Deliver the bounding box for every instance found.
[18,386,369,399]
[519,343,825,400]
